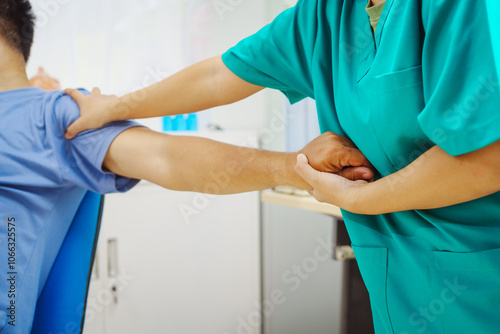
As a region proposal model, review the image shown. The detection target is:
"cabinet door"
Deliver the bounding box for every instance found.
[97,182,261,334]
[262,203,343,334]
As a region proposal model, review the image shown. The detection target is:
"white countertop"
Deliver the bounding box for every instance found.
[260,190,343,218]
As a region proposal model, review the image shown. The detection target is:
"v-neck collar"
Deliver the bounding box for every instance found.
[373,0,395,48]
[356,0,395,83]
[366,0,386,32]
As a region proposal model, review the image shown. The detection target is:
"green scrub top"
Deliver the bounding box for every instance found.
[222,0,500,333]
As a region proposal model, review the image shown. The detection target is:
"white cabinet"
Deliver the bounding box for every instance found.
[261,202,343,334]
[84,131,261,334]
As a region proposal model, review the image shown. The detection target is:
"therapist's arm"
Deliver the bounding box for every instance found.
[295,141,500,215]
[103,128,375,194]
[64,56,260,139]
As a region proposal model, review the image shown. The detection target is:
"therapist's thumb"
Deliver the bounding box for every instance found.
[295,154,321,186]
[65,119,86,140]
[338,166,374,181]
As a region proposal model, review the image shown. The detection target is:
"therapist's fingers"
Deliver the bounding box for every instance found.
[92,87,101,95]
[64,88,86,104]
[338,166,374,181]
[65,119,86,140]
[341,147,375,171]
[295,154,321,188]
[64,89,88,139]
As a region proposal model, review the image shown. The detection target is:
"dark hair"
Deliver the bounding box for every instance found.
[0,0,35,62]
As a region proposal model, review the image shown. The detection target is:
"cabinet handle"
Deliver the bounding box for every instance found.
[107,238,119,278]
[111,284,119,304]
[107,238,119,304]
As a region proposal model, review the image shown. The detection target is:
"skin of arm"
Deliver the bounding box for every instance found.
[295,141,500,215]
[103,128,375,194]
[64,56,261,139]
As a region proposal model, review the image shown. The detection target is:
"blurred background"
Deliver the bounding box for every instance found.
[27,0,320,151]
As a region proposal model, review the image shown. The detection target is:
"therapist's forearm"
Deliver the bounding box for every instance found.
[116,56,263,120]
[354,141,500,215]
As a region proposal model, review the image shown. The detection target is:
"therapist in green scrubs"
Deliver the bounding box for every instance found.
[65,0,500,332]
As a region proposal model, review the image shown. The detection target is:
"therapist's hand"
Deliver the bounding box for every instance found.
[64,87,123,139]
[297,140,500,215]
[295,153,370,211]
[297,132,375,181]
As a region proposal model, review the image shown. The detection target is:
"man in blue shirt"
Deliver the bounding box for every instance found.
[0,1,374,332]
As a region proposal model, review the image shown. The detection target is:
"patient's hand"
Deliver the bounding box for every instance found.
[30,67,61,91]
[297,132,374,181]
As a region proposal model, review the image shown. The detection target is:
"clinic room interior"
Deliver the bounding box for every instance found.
[3,0,500,333]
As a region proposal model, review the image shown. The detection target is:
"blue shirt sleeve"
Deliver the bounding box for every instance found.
[50,90,141,194]
[222,0,320,104]
[418,0,500,156]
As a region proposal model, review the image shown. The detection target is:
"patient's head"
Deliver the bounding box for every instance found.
[0,0,35,63]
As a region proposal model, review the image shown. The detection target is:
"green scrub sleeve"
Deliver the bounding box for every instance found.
[418,0,500,156]
[222,0,319,104]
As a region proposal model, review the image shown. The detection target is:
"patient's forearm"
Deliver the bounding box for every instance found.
[159,135,301,194]
[117,56,263,120]
[104,128,306,194]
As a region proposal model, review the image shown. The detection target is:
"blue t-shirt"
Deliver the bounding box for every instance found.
[0,87,140,333]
